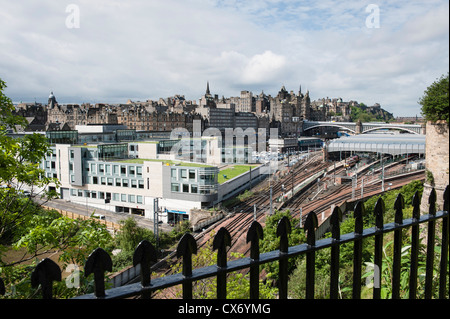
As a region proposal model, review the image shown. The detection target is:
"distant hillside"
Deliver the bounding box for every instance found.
[350,103,394,122]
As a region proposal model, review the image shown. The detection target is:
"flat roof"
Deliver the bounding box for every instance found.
[115,158,214,167]
[327,133,425,155]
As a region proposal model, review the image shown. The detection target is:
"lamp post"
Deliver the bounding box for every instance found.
[153,198,160,251]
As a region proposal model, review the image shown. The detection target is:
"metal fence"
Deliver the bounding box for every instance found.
[1,186,448,300]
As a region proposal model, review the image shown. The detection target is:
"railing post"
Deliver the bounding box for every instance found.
[276,216,291,299]
[373,197,385,299]
[392,193,404,299]
[0,277,4,296]
[425,188,436,299]
[439,185,449,299]
[409,191,421,299]
[213,227,231,299]
[31,258,62,299]
[352,201,364,299]
[176,233,197,299]
[84,248,113,298]
[133,240,157,299]
[305,211,318,299]
[330,206,342,299]
[246,221,263,299]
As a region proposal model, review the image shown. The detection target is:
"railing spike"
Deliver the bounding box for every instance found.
[246,221,264,260]
[276,216,291,299]
[304,211,318,247]
[411,191,421,220]
[213,227,231,268]
[0,277,4,296]
[330,206,342,299]
[425,187,437,298]
[246,221,263,299]
[31,258,62,299]
[444,185,449,212]
[276,216,291,253]
[429,187,437,216]
[133,240,157,291]
[213,227,231,299]
[176,233,197,277]
[84,248,113,298]
[354,201,365,235]
[176,233,197,299]
[352,201,365,299]
[394,193,404,225]
[374,197,385,230]
[330,206,342,241]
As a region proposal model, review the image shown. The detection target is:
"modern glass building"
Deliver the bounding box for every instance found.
[41,142,219,221]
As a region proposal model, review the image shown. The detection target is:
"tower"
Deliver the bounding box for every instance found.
[48,91,57,109]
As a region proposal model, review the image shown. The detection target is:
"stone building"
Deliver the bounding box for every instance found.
[13,102,47,131]
[421,120,449,213]
[238,90,254,113]
[268,85,310,136]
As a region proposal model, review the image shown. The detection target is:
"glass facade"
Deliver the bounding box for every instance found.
[170,166,218,195]
[46,131,78,144]
[116,130,136,141]
[98,144,128,160]
[158,140,180,154]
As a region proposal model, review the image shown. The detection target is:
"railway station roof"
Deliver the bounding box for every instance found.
[326,133,425,155]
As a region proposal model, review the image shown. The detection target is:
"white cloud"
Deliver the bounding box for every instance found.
[241,51,287,84]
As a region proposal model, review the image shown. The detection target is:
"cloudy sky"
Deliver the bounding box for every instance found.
[0,0,448,117]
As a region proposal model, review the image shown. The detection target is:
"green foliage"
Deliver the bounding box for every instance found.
[363,235,448,299]
[0,78,59,244]
[287,180,442,299]
[109,217,191,271]
[259,210,306,283]
[12,210,112,267]
[0,205,112,299]
[425,169,435,185]
[350,105,393,123]
[419,73,449,123]
[0,80,114,298]
[363,180,423,223]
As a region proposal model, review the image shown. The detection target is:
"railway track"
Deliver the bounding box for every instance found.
[159,155,424,279]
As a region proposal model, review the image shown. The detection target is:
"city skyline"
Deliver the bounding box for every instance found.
[0,0,448,117]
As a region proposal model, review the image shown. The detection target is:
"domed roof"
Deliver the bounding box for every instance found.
[49,91,54,99]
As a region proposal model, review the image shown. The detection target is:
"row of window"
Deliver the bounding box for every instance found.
[85,163,143,177]
[170,183,216,195]
[69,175,145,188]
[171,183,198,194]
[171,168,196,180]
[171,168,217,183]
[70,189,143,204]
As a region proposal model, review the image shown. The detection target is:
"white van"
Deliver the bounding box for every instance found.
[92,213,106,220]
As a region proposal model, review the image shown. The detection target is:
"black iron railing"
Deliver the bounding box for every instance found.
[1,186,448,299]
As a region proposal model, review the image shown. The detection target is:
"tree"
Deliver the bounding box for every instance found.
[419,73,449,123]
[0,78,59,245]
[0,78,111,298]
[0,206,112,299]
